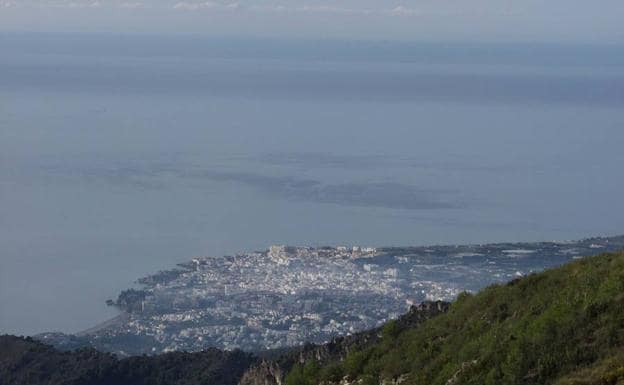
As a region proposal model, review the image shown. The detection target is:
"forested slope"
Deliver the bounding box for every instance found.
[0,335,255,385]
[282,252,624,385]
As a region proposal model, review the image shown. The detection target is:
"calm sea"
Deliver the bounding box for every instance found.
[1,33,624,335]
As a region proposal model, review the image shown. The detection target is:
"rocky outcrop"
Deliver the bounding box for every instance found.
[445,360,478,385]
[239,360,286,385]
[239,301,450,385]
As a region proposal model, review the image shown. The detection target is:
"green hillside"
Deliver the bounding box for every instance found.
[284,252,624,385]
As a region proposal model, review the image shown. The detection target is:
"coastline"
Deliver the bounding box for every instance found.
[75,312,129,337]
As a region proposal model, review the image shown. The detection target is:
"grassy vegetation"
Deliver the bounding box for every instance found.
[554,349,624,385]
[285,252,624,385]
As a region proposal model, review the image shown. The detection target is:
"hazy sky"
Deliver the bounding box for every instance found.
[1,0,624,42]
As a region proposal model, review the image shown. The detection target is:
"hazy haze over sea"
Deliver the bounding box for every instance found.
[1,33,624,335]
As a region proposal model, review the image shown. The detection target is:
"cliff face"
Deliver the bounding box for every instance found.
[293,301,450,365]
[239,301,450,385]
[239,360,286,385]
